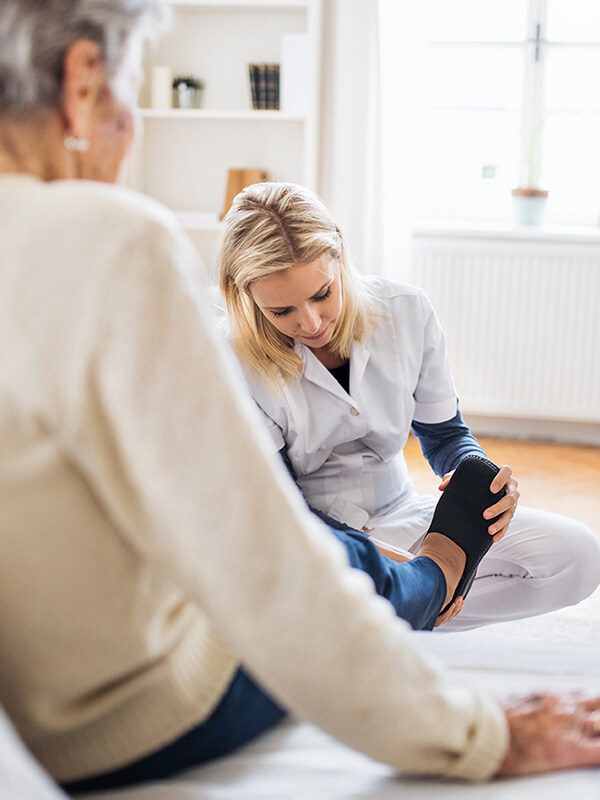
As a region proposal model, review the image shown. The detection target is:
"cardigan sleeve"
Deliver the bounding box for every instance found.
[68,215,508,781]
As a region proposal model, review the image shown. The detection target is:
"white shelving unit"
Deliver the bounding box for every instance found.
[128,0,323,272]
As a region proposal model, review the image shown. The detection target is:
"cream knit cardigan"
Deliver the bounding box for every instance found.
[0,175,507,783]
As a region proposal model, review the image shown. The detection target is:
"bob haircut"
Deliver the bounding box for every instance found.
[0,0,166,119]
[218,182,377,388]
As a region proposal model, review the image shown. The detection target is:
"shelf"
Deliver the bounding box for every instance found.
[174,211,222,231]
[132,0,322,270]
[411,220,600,245]
[166,1,309,8]
[140,109,305,121]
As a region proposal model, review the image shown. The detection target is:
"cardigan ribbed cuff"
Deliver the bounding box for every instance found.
[30,622,238,783]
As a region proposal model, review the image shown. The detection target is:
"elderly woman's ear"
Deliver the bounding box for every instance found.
[61,40,104,145]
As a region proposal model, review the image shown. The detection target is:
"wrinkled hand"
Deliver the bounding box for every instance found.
[434,596,463,627]
[497,693,600,777]
[438,463,520,543]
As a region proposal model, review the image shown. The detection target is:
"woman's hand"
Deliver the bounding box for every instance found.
[434,596,464,627]
[438,463,520,543]
[497,692,600,777]
[484,464,519,542]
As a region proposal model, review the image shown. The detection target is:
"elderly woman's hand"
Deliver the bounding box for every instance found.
[497,692,600,777]
[438,462,520,544]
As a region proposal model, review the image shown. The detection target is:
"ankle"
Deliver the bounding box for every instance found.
[417,532,466,607]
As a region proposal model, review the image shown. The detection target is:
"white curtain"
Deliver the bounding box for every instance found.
[318,0,425,279]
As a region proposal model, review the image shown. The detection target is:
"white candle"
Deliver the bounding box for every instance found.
[151,66,172,109]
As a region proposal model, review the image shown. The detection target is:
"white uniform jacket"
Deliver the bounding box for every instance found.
[244,278,459,548]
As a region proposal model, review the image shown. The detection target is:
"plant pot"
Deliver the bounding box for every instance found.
[511,188,549,226]
[172,77,205,109]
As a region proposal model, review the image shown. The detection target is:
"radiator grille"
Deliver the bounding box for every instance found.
[409,239,600,422]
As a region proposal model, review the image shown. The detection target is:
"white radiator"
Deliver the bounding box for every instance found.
[409,234,600,424]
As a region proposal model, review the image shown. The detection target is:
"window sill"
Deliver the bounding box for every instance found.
[411,220,600,245]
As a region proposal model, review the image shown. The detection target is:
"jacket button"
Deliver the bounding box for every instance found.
[350,407,359,416]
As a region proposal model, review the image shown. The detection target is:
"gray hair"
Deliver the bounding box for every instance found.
[0,0,167,118]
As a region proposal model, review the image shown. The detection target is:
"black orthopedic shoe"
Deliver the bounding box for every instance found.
[427,454,506,613]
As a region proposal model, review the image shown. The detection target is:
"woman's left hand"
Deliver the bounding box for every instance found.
[434,596,464,627]
[438,463,520,543]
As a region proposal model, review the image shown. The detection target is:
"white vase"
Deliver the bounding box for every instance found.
[511,189,548,226]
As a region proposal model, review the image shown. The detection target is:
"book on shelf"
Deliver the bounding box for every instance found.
[266,64,280,110]
[257,63,267,109]
[248,64,259,109]
[248,63,280,111]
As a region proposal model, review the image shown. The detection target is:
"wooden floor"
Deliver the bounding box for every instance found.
[404,435,600,535]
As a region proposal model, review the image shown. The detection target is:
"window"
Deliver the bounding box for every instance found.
[412,0,600,226]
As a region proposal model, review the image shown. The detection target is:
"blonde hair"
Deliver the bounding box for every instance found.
[218,182,377,387]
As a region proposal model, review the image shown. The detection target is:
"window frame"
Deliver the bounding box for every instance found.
[417,0,600,228]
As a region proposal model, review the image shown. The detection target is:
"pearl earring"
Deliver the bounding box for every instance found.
[64,135,90,152]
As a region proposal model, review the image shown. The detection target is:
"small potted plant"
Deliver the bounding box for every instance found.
[172,75,205,109]
[512,117,548,226]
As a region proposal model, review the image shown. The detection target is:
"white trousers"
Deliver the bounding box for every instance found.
[440,505,600,631]
[370,493,600,632]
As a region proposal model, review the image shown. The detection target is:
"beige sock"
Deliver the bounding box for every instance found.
[417,532,466,608]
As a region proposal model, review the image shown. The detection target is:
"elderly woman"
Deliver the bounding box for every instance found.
[2,0,600,793]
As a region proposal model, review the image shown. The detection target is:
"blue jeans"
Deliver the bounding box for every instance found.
[63,668,285,793]
[63,526,445,793]
[328,527,446,631]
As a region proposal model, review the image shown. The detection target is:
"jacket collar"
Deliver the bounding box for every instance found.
[296,340,370,402]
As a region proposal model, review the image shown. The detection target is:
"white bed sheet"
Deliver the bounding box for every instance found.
[81,631,600,800]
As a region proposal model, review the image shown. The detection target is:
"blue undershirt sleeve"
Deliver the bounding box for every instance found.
[411,408,487,478]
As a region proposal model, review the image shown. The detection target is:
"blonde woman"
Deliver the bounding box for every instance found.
[218,181,600,632]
